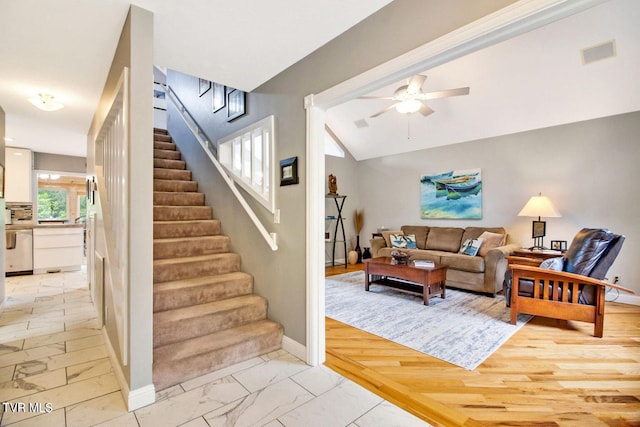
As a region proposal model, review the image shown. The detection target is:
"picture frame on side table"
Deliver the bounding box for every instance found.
[226,89,246,122]
[280,156,299,186]
[198,78,211,97]
[212,83,225,112]
[551,240,567,251]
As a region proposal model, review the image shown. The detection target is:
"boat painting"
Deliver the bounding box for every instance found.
[420,168,482,219]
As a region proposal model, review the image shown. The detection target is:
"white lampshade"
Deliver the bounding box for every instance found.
[518,194,561,218]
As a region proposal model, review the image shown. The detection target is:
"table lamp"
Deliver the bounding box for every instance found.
[518,193,561,250]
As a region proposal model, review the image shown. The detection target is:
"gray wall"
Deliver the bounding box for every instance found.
[167,0,515,345]
[356,111,640,296]
[34,152,86,174]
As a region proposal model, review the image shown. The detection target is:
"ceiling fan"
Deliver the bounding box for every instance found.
[361,74,470,118]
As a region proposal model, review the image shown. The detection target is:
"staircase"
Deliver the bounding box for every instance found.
[152,128,283,390]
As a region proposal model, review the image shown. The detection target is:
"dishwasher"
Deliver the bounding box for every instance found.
[6,228,33,275]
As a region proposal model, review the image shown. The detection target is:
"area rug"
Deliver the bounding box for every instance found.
[325,271,532,370]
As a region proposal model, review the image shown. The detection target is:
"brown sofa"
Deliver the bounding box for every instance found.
[369,225,520,296]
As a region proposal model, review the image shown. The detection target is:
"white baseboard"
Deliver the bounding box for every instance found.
[102,328,156,411]
[281,335,307,362]
[608,292,640,306]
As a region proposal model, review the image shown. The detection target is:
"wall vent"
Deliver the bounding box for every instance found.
[581,39,616,65]
[354,119,369,128]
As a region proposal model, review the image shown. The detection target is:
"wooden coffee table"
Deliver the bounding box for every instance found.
[364,257,448,306]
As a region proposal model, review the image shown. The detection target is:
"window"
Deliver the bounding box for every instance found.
[218,115,275,213]
[38,189,68,219]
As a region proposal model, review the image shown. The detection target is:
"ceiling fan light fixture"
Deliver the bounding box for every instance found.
[395,99,422,114]
[28,92,64,112]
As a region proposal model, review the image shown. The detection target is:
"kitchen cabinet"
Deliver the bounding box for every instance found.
[5,147,33,203]
[33,226,84,274]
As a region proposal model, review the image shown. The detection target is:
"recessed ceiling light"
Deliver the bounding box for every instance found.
[28,93,64,112]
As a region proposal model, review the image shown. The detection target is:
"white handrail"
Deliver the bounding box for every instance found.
[166,87,278,251]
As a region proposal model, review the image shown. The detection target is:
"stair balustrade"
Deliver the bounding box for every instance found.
[166,86,278,251]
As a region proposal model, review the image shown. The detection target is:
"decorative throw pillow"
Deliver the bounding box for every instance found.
[381,230,403,248]
[540,257,564,271]
[459,238,483,256]
[390,234,417,249]
[477,231,506,257]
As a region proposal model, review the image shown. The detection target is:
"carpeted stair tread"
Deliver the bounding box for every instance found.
[154,168,191,181]
[153,235,230,260]
[154,133,171,142]
[153,294,267,348]
[153,319,283,390]
[153,219,221,238]
[154,205,212,221]
[154,158,186,170]
[154,128,169,135]
[153,191,205,206]
[153,179,198,192]
[154,148,181,160]
[153,253,241,283]
[154,141,176,151]
[153,271,253,312]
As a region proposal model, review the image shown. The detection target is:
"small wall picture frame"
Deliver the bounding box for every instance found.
[212,83,225,112]
[551,240,567,252]
[226,88,246,122]
[532,220,546,238]
[198,78,211,97]
[280,156,299,186]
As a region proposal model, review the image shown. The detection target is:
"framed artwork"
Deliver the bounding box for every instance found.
[212,83,225,112]
[198,78,211,97]
[532,220,546,238]
[420,168,482,219]
[227,88,246,122]
[279,156,299,186]
[551,240,567,251]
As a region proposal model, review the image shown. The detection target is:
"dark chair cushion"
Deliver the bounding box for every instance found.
[563,228,616,277]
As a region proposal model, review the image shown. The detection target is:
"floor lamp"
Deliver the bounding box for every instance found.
[518,193,561,250]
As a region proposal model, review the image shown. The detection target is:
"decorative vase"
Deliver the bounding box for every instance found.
[348,250,358,265]
[362,247,372,260]
[355,235,362,263]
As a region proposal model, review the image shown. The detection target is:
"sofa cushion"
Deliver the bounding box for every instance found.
[477,231,506,257]
[461,227,506,243]
[459,238,483,256]
[390,234,417,249]
[425,227,465,252]
[381,230,403,248]
[401,226,429,249]
[441,253,485,273]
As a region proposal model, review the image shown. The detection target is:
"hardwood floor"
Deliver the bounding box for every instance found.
[324,265,640,426]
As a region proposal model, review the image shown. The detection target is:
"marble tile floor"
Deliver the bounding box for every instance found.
[0,269,431,426]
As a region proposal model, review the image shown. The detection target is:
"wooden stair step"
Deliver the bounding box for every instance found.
[153,235,231,260]
[153,272,253,312]
[153,253,240,284]
[153,320,283,390]
[154,158,186,170]
[153,294,267,348]
[153,219,221,239]
[154,132,171,142]
[154,128,169,135]
[153,191,205,206]
[153,205,212,221]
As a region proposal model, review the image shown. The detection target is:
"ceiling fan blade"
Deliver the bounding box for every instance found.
[370,102,399,118]
[407,74,427,94]
[418,102,434,116]
[358,96,395,100]
[416,87,470,100]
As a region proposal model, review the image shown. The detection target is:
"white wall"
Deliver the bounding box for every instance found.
[356,111,640,299]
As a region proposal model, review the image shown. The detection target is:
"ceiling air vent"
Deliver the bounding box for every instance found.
[354,119,369,128]
[581,39,616,65]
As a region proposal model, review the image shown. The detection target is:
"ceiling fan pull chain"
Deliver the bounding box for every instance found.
[407,114,411,140]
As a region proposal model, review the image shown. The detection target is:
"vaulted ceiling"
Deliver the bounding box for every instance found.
[326,0,640,161]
